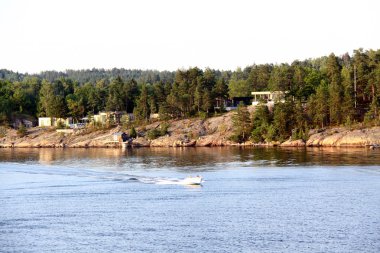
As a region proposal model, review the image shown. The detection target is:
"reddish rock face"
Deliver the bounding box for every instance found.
[306,127,380,147]
[2,112,380,149]
[280,139,306,147]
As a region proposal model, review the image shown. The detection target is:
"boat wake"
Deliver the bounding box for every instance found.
[134,176,203,186]
[2,163,203,187]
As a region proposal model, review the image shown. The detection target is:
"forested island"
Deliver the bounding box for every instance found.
[1,48,380,147]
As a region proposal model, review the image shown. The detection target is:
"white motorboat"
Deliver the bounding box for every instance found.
[181,176,203,185]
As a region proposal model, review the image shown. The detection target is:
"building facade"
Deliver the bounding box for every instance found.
[251,91,286,107]
[38,117,73,127]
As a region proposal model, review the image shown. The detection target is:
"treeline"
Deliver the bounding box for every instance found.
[0,68,230,123]
[0,68,176,84]
[1,48,380,140]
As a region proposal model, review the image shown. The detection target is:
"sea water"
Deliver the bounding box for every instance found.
[1,147,379,253]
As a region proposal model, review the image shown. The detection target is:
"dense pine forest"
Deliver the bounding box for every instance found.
[1,48,380,141]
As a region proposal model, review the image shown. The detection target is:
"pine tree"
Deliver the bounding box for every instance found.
[106,76,125,111]
[133,84,150,122]
[194,82,202,113]
[212,78,228,100]
[326,53,343,125]
[39,80,66,117]
[273,102,294,141]
[341,66,355,124]
[251,105,272,142]
[201,89,212,113]
[328,80,343,125]
[231,104,252,142]
[315,83,329,128]
[124,79,139,113]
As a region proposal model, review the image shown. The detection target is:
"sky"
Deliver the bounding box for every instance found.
[0,0,379,73]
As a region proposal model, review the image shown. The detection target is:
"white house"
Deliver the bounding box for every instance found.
[38,117,52,127]
[93,111,128,125]
[93,112,108,125]
[251,91,286,107]
[38,117,73,127]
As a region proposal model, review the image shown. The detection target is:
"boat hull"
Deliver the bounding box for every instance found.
[182,176,203,185]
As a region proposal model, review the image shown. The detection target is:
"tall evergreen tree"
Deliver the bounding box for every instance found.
[231,104,252,142]
[201,89,212,113]
[124,79,139,113]
[341,66,355,124]
[0,80,13,124]
[66,94,85,121]
[134,84,150,121]
[212,78,228,100]
[272,102,294,141]
[326,53,343,124]
[38,80,66,117]
[268,64,292,92]
[106,76,125,111]
[314,83,329,128]
[251,105,272,142]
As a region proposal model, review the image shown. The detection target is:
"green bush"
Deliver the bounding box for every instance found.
[228,134,244,143]
[0,126,7,138]
[263,124,276,142]
[251,127,264,143]
[56,121,65,129]
[147,129,161,140]
[291,128,308,141]
[130,126,137,138]
[231,104,252,143]
[198,111,208,120]
[159,122,169,136]
[250,123,277,143]
[17,125,27,137]
[0,113,8,126]
[344,116,353,129]
[146,123,170,140]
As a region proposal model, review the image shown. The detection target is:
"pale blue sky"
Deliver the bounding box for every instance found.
[0,0,379,73]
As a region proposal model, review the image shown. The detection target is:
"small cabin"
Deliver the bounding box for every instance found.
[38,117,73,127]
[93,111,126,125]
[38,117,52,127]
[93,112,108,125]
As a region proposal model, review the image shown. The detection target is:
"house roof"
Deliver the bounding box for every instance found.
[251,91,284,95]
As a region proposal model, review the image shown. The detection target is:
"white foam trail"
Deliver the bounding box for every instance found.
[155,178,183,185]
[3,163,203,186]
[136,176,203,186]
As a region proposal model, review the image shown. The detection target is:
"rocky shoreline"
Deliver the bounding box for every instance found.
[1,111,380,148]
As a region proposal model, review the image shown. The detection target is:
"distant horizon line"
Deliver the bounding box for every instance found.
[1,47,378,75]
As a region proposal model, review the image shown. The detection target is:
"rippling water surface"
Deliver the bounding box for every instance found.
[1,147,380,253]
